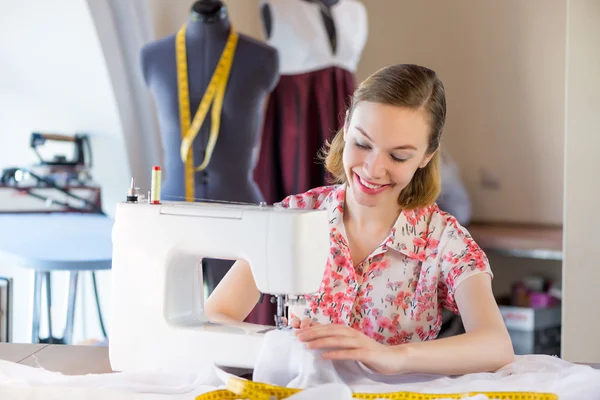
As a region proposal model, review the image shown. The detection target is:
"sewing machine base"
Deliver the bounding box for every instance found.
[109,318,281,373]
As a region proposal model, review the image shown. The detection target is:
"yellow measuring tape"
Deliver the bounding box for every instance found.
[176,24,238,202]
[194,376,558,400]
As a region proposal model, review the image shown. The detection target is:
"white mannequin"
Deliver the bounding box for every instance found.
[260,0,368,75]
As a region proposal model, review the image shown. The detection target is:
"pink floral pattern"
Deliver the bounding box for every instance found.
[277,184,493,346]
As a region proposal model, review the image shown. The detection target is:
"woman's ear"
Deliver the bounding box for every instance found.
[419,149,437,168]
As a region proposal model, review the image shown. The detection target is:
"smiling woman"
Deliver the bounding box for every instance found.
[205,64,514,377]
[343,103,434,207]
[323,64,444,212]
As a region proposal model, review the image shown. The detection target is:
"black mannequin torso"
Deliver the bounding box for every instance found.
[140,1,279,301]
[141,1,279,203]
[261,0,338,53]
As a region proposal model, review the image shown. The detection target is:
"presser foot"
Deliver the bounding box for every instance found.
[274,315,292,330]
[271,294,292,330]
[271,294,307,330]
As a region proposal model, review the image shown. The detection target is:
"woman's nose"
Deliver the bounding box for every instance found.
[364,152,386,179]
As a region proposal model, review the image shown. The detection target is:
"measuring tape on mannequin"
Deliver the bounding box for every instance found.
[176,23,238,202]
[194,376,558,400]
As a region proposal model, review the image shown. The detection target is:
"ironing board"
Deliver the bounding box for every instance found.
[0,213,114,344]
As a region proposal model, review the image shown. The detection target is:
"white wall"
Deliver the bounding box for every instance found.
[561,0,600,364]
[0,0,131,343]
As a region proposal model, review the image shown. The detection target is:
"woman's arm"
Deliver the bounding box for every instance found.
[396,273,514,375]
[204,259,262,322]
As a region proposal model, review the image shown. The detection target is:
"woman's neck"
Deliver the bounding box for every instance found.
[343,186,401,233]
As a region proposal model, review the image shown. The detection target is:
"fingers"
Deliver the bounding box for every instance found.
[300,317,316,329]
[288,316,318,329]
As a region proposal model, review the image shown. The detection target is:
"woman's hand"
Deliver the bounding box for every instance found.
[295,324,406,375]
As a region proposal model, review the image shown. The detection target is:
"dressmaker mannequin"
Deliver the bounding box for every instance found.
[254,0,368,206]
[140,0,279,305]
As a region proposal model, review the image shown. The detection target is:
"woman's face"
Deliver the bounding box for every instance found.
[342,101,435,210]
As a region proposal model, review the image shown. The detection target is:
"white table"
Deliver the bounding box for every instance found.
[0,212,113,344]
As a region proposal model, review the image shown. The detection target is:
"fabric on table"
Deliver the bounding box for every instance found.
[253,329,445,389]
[0,356,222,399]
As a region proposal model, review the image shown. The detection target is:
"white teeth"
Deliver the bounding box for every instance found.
[359,176,382,189]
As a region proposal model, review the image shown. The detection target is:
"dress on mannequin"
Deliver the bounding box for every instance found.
[253,0,368,206]
[140,1,279,301]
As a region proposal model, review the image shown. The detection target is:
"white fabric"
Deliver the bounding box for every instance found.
[253,330,441,388]
[0,356,223,399]
[1,330,599,399]
[262,0,368,74]
[254,330,600,399]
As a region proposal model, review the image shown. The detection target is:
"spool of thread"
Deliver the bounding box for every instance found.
[151,166,161,204]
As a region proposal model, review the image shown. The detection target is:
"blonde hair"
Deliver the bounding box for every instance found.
[320,64,446,210]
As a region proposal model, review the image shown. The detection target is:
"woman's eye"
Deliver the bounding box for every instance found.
[355,141,369,149]
[391,154,408,162]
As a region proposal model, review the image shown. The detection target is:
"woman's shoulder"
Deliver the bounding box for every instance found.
[424,203,474,239]
[425,203,490,271]
[274,185,341,210]
[404,203,482,253]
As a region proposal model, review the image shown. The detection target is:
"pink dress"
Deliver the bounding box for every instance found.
[278,184,493,345]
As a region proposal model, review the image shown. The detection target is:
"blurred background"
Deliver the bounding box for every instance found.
[0,0,597,364]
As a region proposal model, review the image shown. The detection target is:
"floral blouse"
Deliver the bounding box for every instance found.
[276,184,493,346]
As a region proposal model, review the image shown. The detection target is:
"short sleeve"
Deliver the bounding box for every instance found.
[438,219,493,314]
[273,186,336,210]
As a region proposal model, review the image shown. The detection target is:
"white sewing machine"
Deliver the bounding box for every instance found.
[108,195,329,375]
